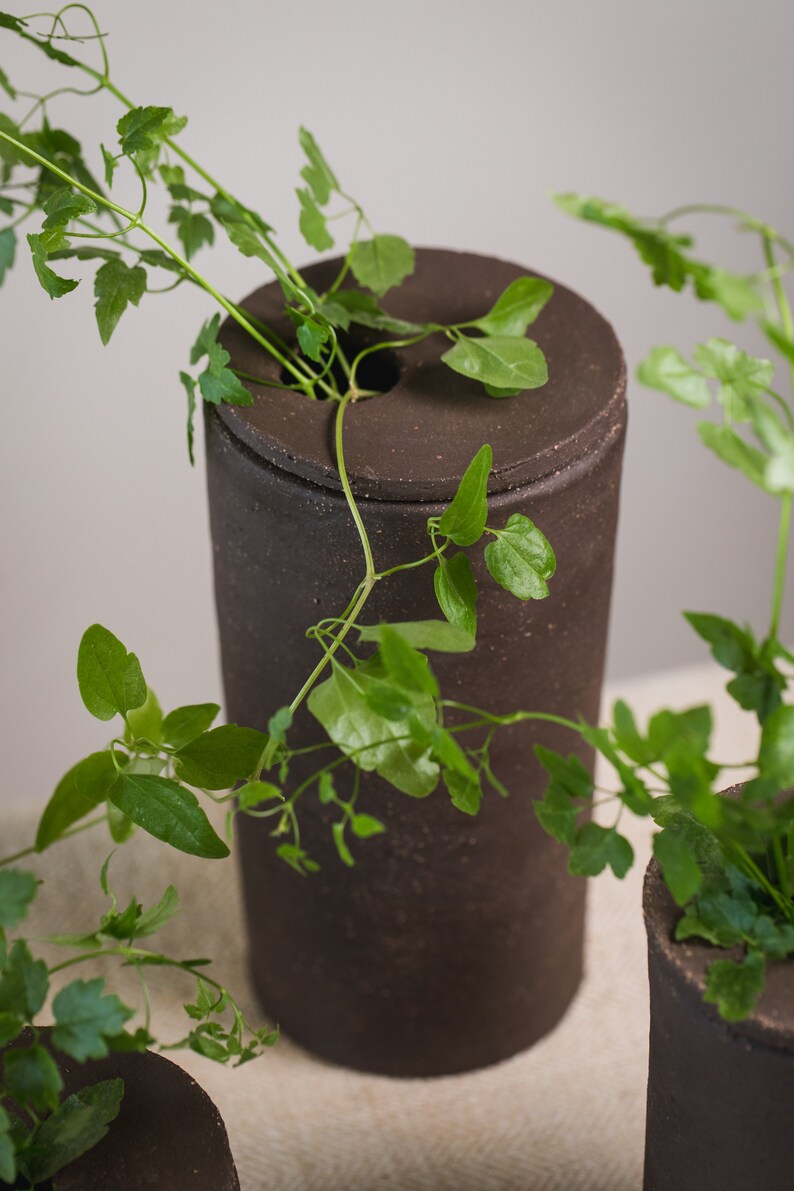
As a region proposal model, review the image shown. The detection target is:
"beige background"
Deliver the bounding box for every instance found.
[2,0,793,812]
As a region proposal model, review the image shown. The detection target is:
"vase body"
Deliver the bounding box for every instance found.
[205,249,627,1075]
[3,1033,239,1189]
[643,861,794,1190]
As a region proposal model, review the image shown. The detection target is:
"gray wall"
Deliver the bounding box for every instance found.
[2,0,792,811]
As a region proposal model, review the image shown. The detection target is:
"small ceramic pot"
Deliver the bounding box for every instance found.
[643,859,794,1190]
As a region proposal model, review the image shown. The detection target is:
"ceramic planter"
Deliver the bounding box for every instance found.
[205,248,627,1076]
[2,1033,239,1189]
[643,859,794,1190]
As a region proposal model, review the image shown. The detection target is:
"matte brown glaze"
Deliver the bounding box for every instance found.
[206,249,627,1076]
[643,860,794,1191]
[3,1035,239,1189]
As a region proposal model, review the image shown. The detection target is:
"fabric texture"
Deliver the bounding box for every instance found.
[1,662,752,1190]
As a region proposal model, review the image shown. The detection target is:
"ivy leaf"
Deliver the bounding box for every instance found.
[237,780,282,811]
[189,312,253,407]
[438,444,492,546]
[357,619,474,653]
[117,106,185,155]
[331,821,354,867]
[42,185,96,230]
[18,1078,123,1186]
[162,702,221,750]
[442,335,548,392]
[168,204,214,261]
[637,346,711,408]
[692,339,774,421]
[27,232,79,298]
[698,422,769,492]
[0,225,15,285]
[0,941,48,1017]
[0,870,37,929]
[276,843,320,876]
[0,13,25,33]
[318,289,427,335]
[298,127,338,206]
[534,782,579,845]
[350,813,386,839]
[0,1105,14,1186]
[535,746,594,800]
[694,268,762,320]
[179,371,197,466]
[308,658,438,798]
[108,773,229,858]
[296,187,333,251]
[350,234,415,296]
[93,258,146,345]
[52,978,133,1061]
[100,141,117,187]
[568,822,634,878]
[293,313,330,362]
[36,752,112,852]
[758,704,794,787]
[174,724,268,789]
[611,700,655,766]
[267,706,293,744]
[378,625,439,698]
[470,276,553,337]
[434,552,478,638]
[220,219,298,302]
[443,768,482,816]
[0,64,14,100]
[77,624,147,722]
[3,1043,62,1113]
[48,245,120,264]
[752,402,794,494]
[484,513,555,600]
[685,613,784,721]
[652,827,702,906]
[703,951,765,1021]
[133,884,180,938]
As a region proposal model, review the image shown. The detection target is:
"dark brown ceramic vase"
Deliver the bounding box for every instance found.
[643,860,794,1190]
[205,248,627,1076]
[4,1035,239,1189]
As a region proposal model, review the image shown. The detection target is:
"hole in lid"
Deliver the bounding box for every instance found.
[279,332,401,400]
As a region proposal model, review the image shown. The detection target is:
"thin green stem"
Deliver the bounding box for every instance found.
[770,494,792,641]
[772,835,791,900]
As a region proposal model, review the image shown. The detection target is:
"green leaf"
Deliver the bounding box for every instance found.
[534,746,594,800]
[685,613,783,721]
[434,552,478,637]
[77,624,147,722]
[298,127,338,206]
[108,773,229,858]
[637,346,711,408]
[297,187,333,251]
[652,827,702,906]
[0,63,14,100]
[611,700,654,766]
[52,978,133,1061]
[318,289,427,335]
[18,1078,123,1186]
[438,444,492,546]
[443,768,482,816]
[358,619,475,653]
[294,313,330,362]
[0,1103,14,1185]
[308,659,438,798]
[568,822,634,878]
[107,803,136,844]
[175,724,268,789]
[758,704,794,786]
[534,783,579,845]
[168,204,214,261]
[0,13,26,32]
[267,706,293,744]
[695,269,761,320]
[117,105,185,155]
[761,320,794,364]
[276,843,320,876]
[0,225,15,285]
[350,813,386,839]
[484,513,555,599]
[3,1043,62,1113]
[332,820,354,867]
[100,141,117,187]
[237,780,283,810]
[26,232,79,298]
[752,402,794,494]
[693,338,774,421]
[189,313,253,407]
[0,941,48,1017]
[0,1012,21,1047]
[125,686,163,746]
[93,258,146,345]
[42,185,96,230]
[471,277,553,337]
[133,884,180,938]
[350,234,415,296]
[377,625,439,698]
[0,870,37,929]
[703,951,765,1021]
[698,421,769,491]
[161,702,220,750]
[219,219,298,300]
[36,751,116,852]
[179,370,197,466]
[442,335,547,392]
